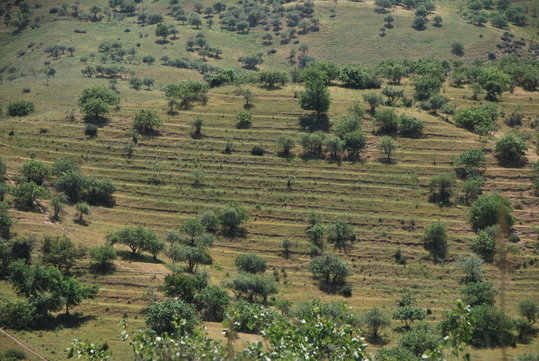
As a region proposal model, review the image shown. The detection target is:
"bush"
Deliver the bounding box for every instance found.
[89,245,117,272]
[145,299,197,335]
[250,145,265,156]
[161,273,208,302]
[428,174,455,204]
[374,108,399,134]
[461,281,497,306]
[8,100,34,116]
[20,160,50,186]
[494,134,528,165]
[0,300,36,329]
[133,109,162,134]
[454,104,498,134]
[454,148,486,179]
[277,135,295,155]
[362,307,390,340]
[423,221,448,261]
[470,305,514,348]
[194,285,230,322]
[307,253,350,284]
[3,349,27,360]
[468,193,514,232]
[471,228,496,263]
[399,115,424,138]
[519,300,538,324]
[235,253,267,274]
[399,324,441,357]
[236,110,252,129]
[225,300,279,333]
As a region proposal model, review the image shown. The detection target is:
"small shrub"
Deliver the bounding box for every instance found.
[8,100,35,116]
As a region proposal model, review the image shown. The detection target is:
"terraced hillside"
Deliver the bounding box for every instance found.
[1,79,538,359]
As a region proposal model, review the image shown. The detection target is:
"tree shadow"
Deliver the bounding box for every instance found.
[117,250,163,264]
[299,114,330,132]
[365,335,390,346]
[318,280,347,294]
[243,103,255,110]
[35,313,96,330]
[277,151,296,159]
[220,228,248,239]
[74,218,90,226]
[497,157,527,168]
[377,157,395,164]
[155,39,170,45]
[84,115,110,127]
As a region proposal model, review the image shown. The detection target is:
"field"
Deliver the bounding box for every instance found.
[0,0,538,360]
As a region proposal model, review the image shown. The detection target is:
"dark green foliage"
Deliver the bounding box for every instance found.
[374,108,399,134]
[471,228,496,263]
[218,202,248,233]
[299,78,331,115]
[399,324,441,357]
[225,300,278,333]
[52,157,80,176]
[468,193,514,232]
[7,100,34,117]
[258,70,288,88]
[376,347,420,361]
[133,109,162,134]
[326,221,355,252]
[89,245,117,272]
[0,202,13,240]
[0,300,36,330]
[469,305,515,348]
[277,135,295,155]
[165,80,209,111]
[451,42,464,56]
[194,285,230,322]
[414,76,442,100]
[12,182,49,210]
[392,306,426,328]
[41,236,86,273]
[107,225,163,257]
[423,221,448,261]
[145,299,197,335]
[78,86,120,118]
[236,110,253,129]
[235,253,267,274]
[461,281,497,306]
[363,93,383,112]
[197,211,219,233]
[338,65,379,89]
[454,148,486,179]
[307,254,350,284]
[362,307,390,340]
[399,115,424,138]
[428,174,455,204]
[55,172,115,205]
[161,272,208,302]
[20,160,50,185]
[519,300,538,324]
[224,273,277,302]
[494,134,528,165]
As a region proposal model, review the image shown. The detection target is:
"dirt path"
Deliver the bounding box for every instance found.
[0,328,49,361]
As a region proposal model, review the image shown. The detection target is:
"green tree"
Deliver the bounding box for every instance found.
[56,276,98,315]
[236,110,253,129]
[0,202,13,240]
[145,299,197,335]
[468,193,514,232]
[0,300,36,330]
[399,324,441,357]
[218,202,248,234]
[107,225,161,256]
[399,115,424,138]
[478,67,511,101]
[414,76,442,100]
[454,104,498,135]
[235,253,267,274]
[164,80,208,110]
[494,134,528,165]
[307,253,350,284]
[519,300,538,324]
[451,42,465,56]
[41,236,86,273]
[378,136,398,162]
[299,78,331,115]
[52,157,80,176]
[133,109,162,134]
[392,306,426,328]
[374,108,399,134]
[20,160,50,186]
[194,285,230,322]
[423,221,448,261]
[12,182,49,210]
[306,223,325,254]
[155,23,170,41]
[224,273,277,302]
[428,174,455,204]
[75,202,90,225]
[89,245,117,272]
[258,70,288,89]
[78,86,120,119]
[382,86,404,106]
[363,93,383,112]
[362,307,390,340]
[160,272,208,302]
[469,305,514,348]
[461,281,496,306]
[50,193,68,220]
[169,244,212,272]
[454,148,486,179]
[327,221,355,252]
[277,135,295,155]
[471,228,496,263]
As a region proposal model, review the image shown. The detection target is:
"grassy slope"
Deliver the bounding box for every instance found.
[0,0,538,360]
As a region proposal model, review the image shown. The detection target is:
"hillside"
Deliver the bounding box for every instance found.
[0,0,538,360]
